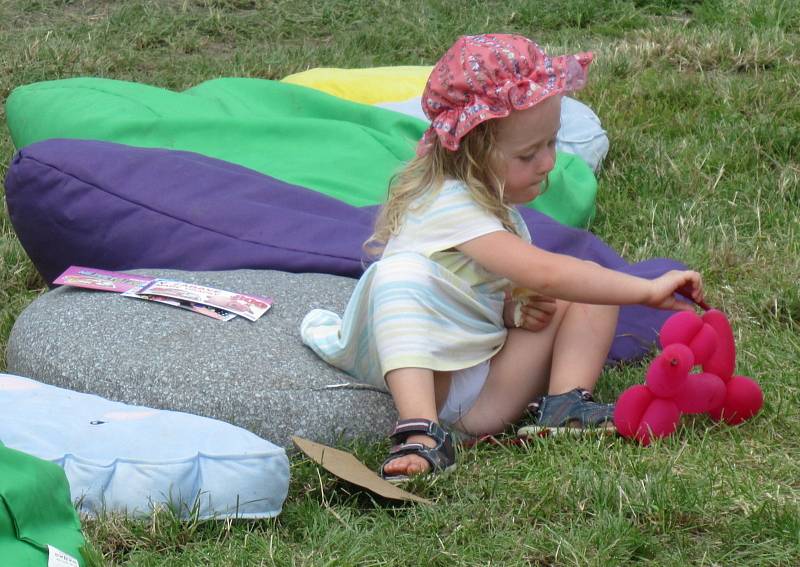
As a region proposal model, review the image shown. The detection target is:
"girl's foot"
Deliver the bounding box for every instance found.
[517,388,616,437]
[381,434,437,477]
[380,419,456,482]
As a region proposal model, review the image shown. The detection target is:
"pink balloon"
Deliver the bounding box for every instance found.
[659,311,703,349]
[709,375,764,425]
[674,372,727,414]
[688,324,719,366]
[636,399,681,446]
[614,385,654,438]
[659,311,718,366]
[701,310,736,381]
[646,343,694,398]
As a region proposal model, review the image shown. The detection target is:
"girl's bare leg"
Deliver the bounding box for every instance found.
[547,303,618,395]
[455,303,567,435]
[382,368,450,477]
[455,301,618,435]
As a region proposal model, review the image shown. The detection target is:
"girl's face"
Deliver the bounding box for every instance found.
[495,95,561,205]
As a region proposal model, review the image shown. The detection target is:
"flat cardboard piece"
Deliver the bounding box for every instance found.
[292,436,431,505]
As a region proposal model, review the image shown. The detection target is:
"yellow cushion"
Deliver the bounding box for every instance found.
[281,66,432,104]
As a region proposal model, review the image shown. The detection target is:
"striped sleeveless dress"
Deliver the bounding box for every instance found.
[300,180,531,391]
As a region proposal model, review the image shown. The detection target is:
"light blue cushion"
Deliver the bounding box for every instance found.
[376,95,609,173]
[0,374,289,519]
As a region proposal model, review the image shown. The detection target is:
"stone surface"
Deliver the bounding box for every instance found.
[7,269,396,449]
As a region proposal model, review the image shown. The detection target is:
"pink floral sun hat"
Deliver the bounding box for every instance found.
[418,34,593,155]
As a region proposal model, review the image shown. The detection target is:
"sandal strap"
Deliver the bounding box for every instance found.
[389,418,448,445]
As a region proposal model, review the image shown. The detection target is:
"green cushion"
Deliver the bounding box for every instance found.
[0,444,85,566]
[6,77,596,227]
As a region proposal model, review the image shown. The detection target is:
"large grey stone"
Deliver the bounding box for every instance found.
[8,269,396,449]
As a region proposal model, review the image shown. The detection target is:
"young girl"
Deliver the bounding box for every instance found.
[301,34,704,481]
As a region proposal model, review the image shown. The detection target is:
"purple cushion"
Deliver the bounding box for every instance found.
[5,138,685,361]
[6,139,374,282]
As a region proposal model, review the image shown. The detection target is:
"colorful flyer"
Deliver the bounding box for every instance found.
[53,266,154,293]
[53,266,272,322]
[121,292,237,321]
[129,279,273,322]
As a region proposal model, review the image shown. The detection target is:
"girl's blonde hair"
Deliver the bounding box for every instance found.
[364,120,523,258]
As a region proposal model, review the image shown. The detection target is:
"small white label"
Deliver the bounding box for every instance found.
[48,545,80,567]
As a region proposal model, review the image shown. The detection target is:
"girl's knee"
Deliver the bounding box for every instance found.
[554,298,572,320]
[569,301,620,325]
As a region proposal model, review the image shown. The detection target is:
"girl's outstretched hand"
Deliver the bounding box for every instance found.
[647,270,704,311]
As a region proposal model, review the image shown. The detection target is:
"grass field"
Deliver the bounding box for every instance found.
[1,0,799,565]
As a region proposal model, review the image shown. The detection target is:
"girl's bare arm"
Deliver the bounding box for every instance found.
[458,231,703,310]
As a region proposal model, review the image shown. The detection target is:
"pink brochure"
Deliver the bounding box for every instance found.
[53,266,154,293]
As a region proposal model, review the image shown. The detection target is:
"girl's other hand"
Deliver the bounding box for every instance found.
[648,270,704,311]
[506,293,557,331]
[519,295,558,331]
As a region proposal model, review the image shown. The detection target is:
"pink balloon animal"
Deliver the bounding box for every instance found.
[614,309,763,445]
